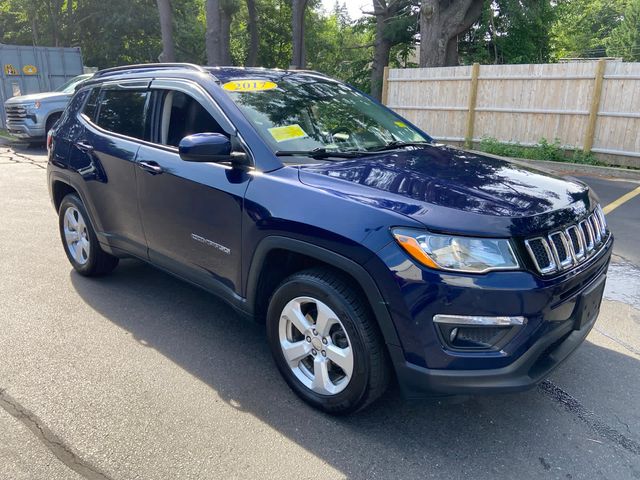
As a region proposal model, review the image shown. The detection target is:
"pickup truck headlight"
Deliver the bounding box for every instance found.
[25,102,41,114]
[392,228,519,273]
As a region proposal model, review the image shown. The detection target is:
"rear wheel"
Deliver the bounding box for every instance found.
[266,268,390,414]
[58,193,119,276]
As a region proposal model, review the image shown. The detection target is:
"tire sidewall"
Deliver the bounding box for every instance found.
[266,275,370,413]
[58,194,100,275]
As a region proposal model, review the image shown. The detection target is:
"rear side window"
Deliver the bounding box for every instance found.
[82,88,100,121]
[96,89,149,140]
[56,89,89,128]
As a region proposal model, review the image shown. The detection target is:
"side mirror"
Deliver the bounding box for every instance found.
[178,133,248,165]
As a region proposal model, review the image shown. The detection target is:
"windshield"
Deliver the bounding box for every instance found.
[55,74,92,93]
[222,76,431,155]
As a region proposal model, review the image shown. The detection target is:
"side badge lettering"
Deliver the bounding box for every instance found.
[191,233,231,255]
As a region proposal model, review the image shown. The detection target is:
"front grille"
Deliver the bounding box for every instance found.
[525,204,608,275]
[5,105,28,124]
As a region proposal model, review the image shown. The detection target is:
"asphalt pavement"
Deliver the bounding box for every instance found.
[1,144,639,480]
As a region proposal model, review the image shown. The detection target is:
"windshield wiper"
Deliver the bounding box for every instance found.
[367,141,433,152]
[275,147,375,159]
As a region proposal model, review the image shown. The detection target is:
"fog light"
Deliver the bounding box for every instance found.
[434,315,526,351]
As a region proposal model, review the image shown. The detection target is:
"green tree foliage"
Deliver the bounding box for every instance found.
[1,0,638,98]
[550,0,627,59]
[606,0,640,61]
[460,0,555,65]
[0,0,162,66]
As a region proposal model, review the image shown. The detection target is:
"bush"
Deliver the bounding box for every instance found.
[477,137,603,165]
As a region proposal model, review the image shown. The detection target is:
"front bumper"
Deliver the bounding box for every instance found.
[369,233,612,398]
[5,122,46,139]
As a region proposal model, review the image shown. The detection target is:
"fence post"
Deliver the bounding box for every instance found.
[465,62,480,149]
[381,66,390,105]
[584,58,606,154]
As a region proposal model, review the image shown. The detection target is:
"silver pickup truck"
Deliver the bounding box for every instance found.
[4,73,92,142]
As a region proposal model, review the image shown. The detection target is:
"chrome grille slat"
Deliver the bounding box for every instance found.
[580,219,595,252]
[565,225,585,261]
[590,214,602,243]
[595,205,607,235]
[524,237,556,274]
[549,231,573,270]
[525,205,608,275]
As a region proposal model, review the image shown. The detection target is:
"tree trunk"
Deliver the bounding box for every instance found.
[46,0,61,47]
[246,0,259,66]
[488,6,498,64]
[219,1,238,65]
[156,0,176,62]
[370,0,392,100]
[419,0,483,67]
[66,0,74,46]
[291,0,308,69]
[445,36,458,66]
[206,0,223,66]
[31,13,40,46]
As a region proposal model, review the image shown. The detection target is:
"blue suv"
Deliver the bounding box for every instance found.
[47,63,613,413]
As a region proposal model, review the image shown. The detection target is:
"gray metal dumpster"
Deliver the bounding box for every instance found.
[0,44,84,128]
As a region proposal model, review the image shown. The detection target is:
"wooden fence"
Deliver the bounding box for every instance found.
[382,60,640,168]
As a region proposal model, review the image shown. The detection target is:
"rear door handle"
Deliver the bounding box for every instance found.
[138,160,164,175]
[74,141,94,153]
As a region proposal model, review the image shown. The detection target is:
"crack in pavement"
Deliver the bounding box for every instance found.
[593,326,640,357]
[0,148,47,169]
[0,388,115,480]
[538,380,640,455]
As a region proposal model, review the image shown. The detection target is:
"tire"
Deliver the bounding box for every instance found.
[45,113,61,134]
[266,268,390,414]
[58,193,119,276]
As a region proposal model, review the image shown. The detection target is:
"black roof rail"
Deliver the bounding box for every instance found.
[93,63,207,79]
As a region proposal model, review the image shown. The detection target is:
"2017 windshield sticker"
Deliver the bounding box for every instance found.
[268,124,308,143]
[394,121,408,128]
[222,80,278,92]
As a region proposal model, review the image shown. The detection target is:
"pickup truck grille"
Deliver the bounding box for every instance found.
[524,204,608,275]
[5,105,28,124]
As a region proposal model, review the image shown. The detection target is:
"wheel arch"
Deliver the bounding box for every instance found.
[51,178,79,212]
[245,236,401,348]
[45,110,64,130]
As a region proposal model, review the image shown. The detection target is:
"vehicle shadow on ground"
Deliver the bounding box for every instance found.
[70,259,640,479]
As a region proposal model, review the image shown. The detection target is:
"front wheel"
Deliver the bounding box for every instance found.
[266,268,390,414]
[58,193,119,276]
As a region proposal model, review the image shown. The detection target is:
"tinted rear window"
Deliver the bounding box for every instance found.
[82,88,100,121]
[96,89,148,139]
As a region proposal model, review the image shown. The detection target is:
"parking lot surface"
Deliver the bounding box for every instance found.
[1,145,639,479]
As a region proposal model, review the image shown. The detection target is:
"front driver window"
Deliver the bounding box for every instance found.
[160,91,225,147]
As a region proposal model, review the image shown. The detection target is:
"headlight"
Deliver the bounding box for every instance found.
[25,101,41,113]
[392,228,519,273]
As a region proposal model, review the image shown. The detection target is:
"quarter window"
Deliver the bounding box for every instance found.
[82,88,100,121]
[96,89,149,140]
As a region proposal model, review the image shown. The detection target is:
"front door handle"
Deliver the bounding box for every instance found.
[74,141,94,153]
[138,160,164,175]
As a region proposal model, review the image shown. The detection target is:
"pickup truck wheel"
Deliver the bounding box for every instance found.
[266,268,390,414]
[46,113,61,134]
[58,194,118,276]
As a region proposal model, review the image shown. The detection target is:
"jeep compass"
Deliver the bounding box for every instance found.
[47,63,612,413]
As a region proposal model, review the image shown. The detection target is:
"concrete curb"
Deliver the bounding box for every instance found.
[471,150,640,181]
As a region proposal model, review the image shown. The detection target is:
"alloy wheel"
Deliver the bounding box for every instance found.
[63,206,90,265]
[278,296,354,395]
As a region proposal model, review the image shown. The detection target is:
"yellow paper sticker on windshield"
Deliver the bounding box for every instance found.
[268,124,308,143]
[222,79,278,92]
[394,121,408,128]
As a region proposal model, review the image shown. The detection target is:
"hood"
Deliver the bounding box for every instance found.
[5,91,70,105]
[297,145,595,237]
